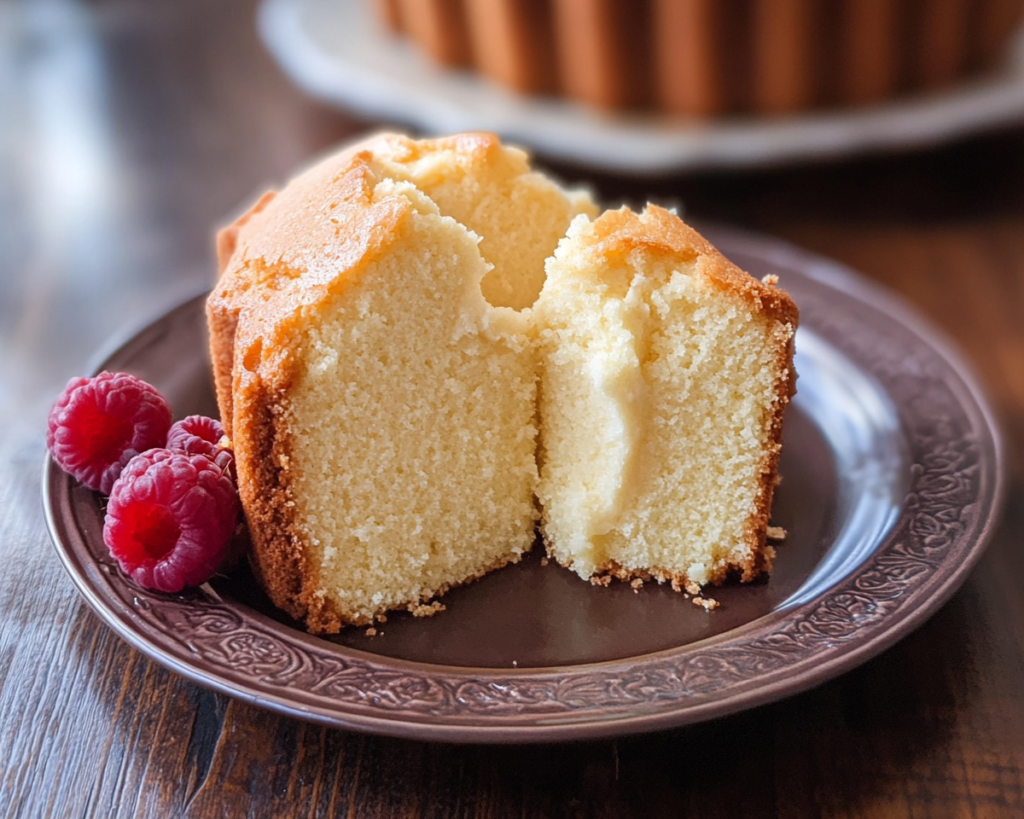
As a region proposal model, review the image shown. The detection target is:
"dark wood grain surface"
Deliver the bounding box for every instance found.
[2,0,1024,816]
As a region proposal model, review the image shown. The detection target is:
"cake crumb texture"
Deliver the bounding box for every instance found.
[534,205,797,590]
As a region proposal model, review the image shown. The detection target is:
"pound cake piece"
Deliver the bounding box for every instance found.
[533,206,798,587]
[211,135,592,632]
[209,131,798,631]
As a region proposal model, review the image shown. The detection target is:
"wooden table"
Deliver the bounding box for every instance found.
[2,1,1023,816]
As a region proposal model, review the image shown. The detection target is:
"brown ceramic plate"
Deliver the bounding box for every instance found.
[43,228,1005,743]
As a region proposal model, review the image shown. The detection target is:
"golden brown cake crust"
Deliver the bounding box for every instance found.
[741,317,797,583]
[579,205,799,328]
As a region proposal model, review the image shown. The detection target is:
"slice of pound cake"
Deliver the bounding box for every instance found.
[210,134,594,632]
[533,206,798,588]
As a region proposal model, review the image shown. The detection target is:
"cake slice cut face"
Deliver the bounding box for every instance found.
[223,150,555,632]
[534,206,798,587]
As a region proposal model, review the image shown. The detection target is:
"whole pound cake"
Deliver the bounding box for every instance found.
[209,133,595,632]
[376,0,1024,115]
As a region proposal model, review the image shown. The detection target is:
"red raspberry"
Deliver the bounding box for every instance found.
[167,415,234,475]
[48,372,172,494]
[103,448,239,593]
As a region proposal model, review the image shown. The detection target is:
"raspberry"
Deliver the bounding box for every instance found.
[103,448,239,593]
[48,372,172,494]
[167,414,234,475]
[167,415,223,456]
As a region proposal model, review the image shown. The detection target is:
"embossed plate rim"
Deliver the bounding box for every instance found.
[43,228,1006,743]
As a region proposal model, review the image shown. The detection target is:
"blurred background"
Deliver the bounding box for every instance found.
[3,0,1023,429]
[3,0,1024,816]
